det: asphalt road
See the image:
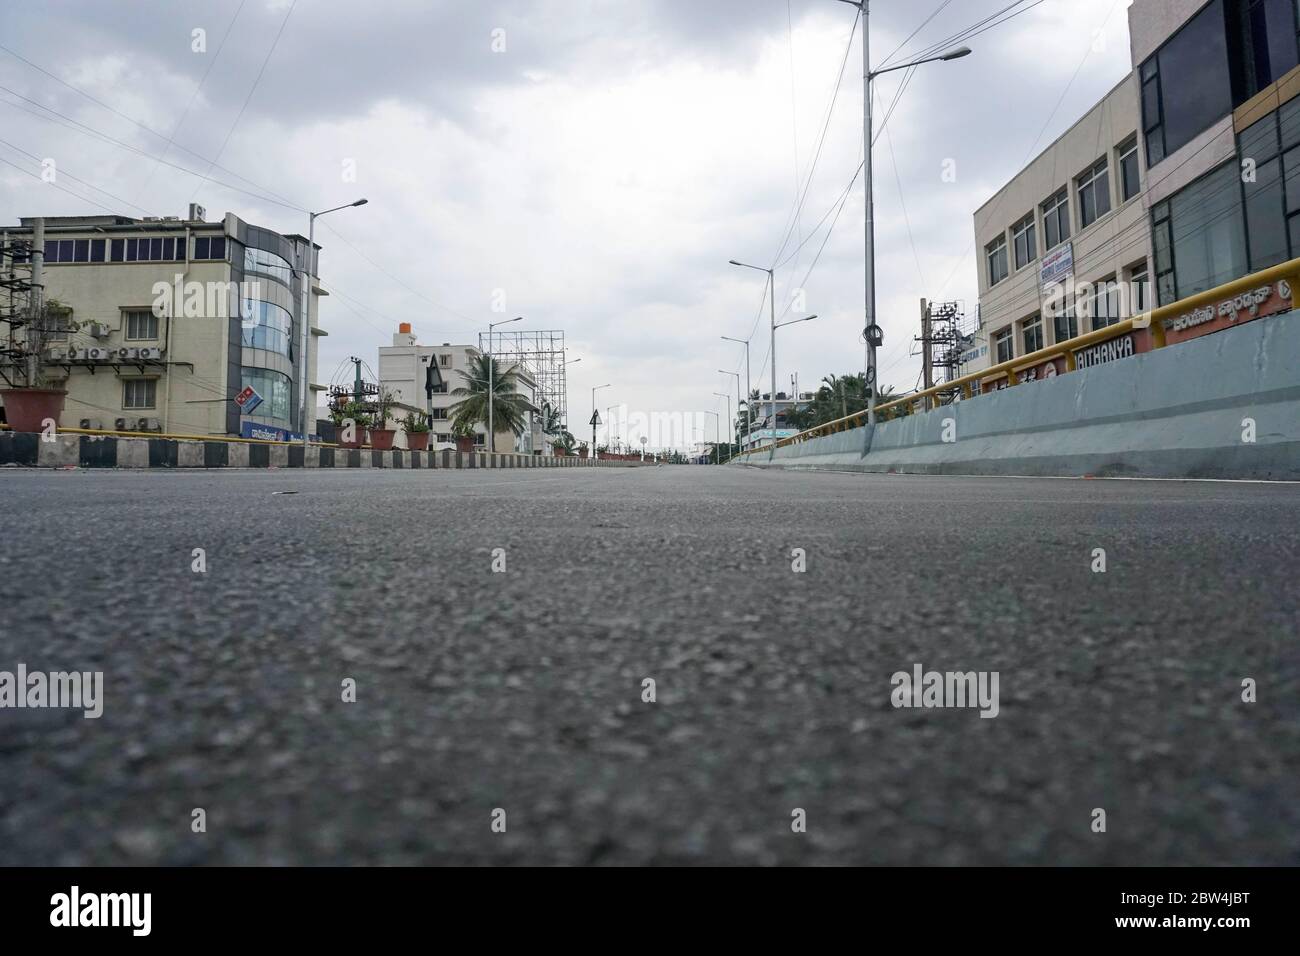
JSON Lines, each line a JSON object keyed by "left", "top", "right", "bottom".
{"left": 1, "top": 465, "right": 1297, "bottom": 865}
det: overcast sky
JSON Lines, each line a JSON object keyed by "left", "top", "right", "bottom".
{"left": 0, "top": 0, "right": 1133, "bottom": 448}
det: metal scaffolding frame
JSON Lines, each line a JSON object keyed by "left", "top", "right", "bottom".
{"left": 476, "top": 328, "right": 569, "bottom": 427}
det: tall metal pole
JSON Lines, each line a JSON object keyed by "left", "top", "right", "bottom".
{"left": 861, "top": 0, "right": 878, "bottom": 426}
{"left": 299, "top": 211, "right": 316, "bottom": 446}
{"left": 769, "top": 269, "right": 777, "bottom": 461}
{"left": 487, "top": 329, "right": 493, "bottom": 454}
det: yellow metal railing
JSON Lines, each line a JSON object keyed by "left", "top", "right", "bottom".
{"left": 733, "top": 256, "right": 1300, "bottom": 458}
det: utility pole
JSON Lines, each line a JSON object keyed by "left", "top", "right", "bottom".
{"left": 721, "top": 334, "right": 752, "bottom": 450}
{"left": 920, "top": 297, "right": 933, "bottom": 411}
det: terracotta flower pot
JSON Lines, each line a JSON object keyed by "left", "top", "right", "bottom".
{"left": 339, "top": 427, "right": 369, "bottom": 449}
{"left": 370, "top": 428, "right": 396, "bottom": 450}
{"left": 456, "top": 436, "right": 476, "bottom": 453}
{"left": 407, "top": 432, "right": 430, "bottom": 451}
{"left": 0, "top": 388, "right": 67, "bottom": 434}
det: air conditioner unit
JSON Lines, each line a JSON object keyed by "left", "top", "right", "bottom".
{"left": 87, "top": 347, "right": 113, "bottom": 361}
{"left": 79, "top": 418, "right": 102, "bottom": 430}
{"left": 114, "top": 418, "right": 129, "bottom": 431}
{"left": 85, "top": 322, "right": 109, "bottom": 339}
{"left": 44, "top": 347, "right": 66, "bottom": 361}
{"left": 134, "top": 417, "right": 161, "bottom": 432}
{"left": 146, "top": 418, "right": 161, "bottom": 432}
{"left": 136, "top": 347, "right": 164, "bottom": 361}
{"left": 118, "top": 347, "right": 140, "bottom": 360}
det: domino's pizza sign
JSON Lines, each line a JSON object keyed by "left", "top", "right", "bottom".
{"left": 235, "top": 385, "right": 263, "bottom": 415}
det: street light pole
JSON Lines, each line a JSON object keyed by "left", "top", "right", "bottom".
{"left": 836, "top": 0, "right": 970, "bottom": 427}
{"left": 299, "top": 198, "right": 366, "bottom": 449}
{"left": 487, "top": 315, "right": 522, "bottom": 455}
{"left": 717, "top": 369, "right": 740, "bottom": 450}
{"left": 713, "top": 392, "right": 731, "bottom": 461}
{"left": 704, "top": 410, "right": 719, "bottom": 465}
{"left": 721, "top": 335, "right": 751, "bottom": 451}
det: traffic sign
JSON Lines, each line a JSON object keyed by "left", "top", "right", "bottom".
{"left": 589, "top": 410, "right": 601, "bottom": 426}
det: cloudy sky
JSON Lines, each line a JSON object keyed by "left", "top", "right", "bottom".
{"left": 0, "top": 0, "right": 1133, "bottom": 448}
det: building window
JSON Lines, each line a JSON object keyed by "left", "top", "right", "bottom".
{"left": 1050, "top": 291, "right": 1078, "bottom": 344}
{"left": 1041, "top": 189, "right": 1070, "bottom": 250}
{"left": 1151, "top": 161, "right": 1248, "bottom": 305}
{"left": 1021, "top": 314, "right": 1044, "bottom": 354}
{"left": 1090, "top": 278, "right": 1122, "bottom": 329}
{"left": 430, "top": 407, "right": 448, "bottom": 420}
{"left": 1227, "top": 0, "right": 1300, "bottom": 103}
{"left": 986, "top": 234, "right": 1009, "bottom": 286}
{"left": 239, "top": 299, "right": 295, "bottom": 357}
{"left": 41, "top": 238, "right": 106, "bottom": 264}
{"left": 1140, "top": 0, "right": 1234, "bottom": 165}
{"left": 193, "top": 236, "right": 227, "bottom": 261}
{"left": 124, "top": 310, "right": 160, "bottom": 340}
{"left": 1012, "top": 214, "right": 1036, "bottom": 269}
{"left": 239, "top": 368, "right": 293, "bottom": 423}
{"left": 1077, "top": 158, "right": 1111, "bottom": 229}
{"left": 123, "top": 379, "right": 157, "bottom": 409}
{"left": 1118, "top": 139, "right": 1141, "bottom": 201}
{"left": 993, "top": 327, "right": 1013, "bottom": 364}
{"left": 1129, "top": 266, "right": 1151, "bottom": 315}
{"left": 243, "top": 246, "right": 293, "bottom": 285}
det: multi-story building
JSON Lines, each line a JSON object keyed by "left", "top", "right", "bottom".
{"left": 377, "top": 324, "right": 544, "bottom": 452}
{"left": 739, "top": 391, "right": 815, "bottom": 451}
{"left": 0, "top": 206, "right": 325, "bottom": 438}
{"left": 971, "top": 0, "right": 1300, "bottom": 382}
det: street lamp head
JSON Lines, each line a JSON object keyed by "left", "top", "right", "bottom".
{"left": 728, "top": 259, "right": 742, "bottom": 266}
{"left": 351, "top": 198, "right": 369, "bottom": 207}
{"left": 940, "top": 46, "right": 972, "bottom": 61}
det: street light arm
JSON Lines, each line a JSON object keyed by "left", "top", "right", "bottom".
{"left": 870, "top": 46, "right": 970, "bottom": 79}
{"left": 313, "top": 198, "right": 369, "bottom": 218}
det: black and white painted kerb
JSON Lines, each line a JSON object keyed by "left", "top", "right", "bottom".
{"left": 0, "top": 433, "right": 632, "bottom": 470}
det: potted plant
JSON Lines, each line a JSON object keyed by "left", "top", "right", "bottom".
{"left": 452, "top": 418, "right": 477, "bottom": 453}
{"left": 403, "top": 411, "right": 431, "bottom": 451}
{"left": 550, "top": 429, "right": 575, "bottom": 457}
{"left": 369, "top": 390, "right": 398, "bottom": 450}
{"left": 330, "top": 401, "right": 372, "bottom": 448}
{"left": 577, "top": 441, "right": 589, "bottom": 459}
{"left": 0, "top": 300, "right": 73, "bottom": 433}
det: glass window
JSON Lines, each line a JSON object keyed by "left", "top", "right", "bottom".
{"left": 1077, "top": 158, "right": 1111, "bottom": 229}
{"left": 1167, "top": 161, "right": 1248, "bottom": 300}
{"left": 986, "top": 234, "right": 1008, "bottom": 286}
{"left": 239, "top": 368, "right": 293, "bottom": 422}
{"left": 1244, "top": 154, "right": 1288, "bottom": 268}
{"left": 125, "top": 311, "right": 160, "bottom": 340}
{"left": 1042, "top": 189, "right": 1070, "bottom": 249}
{"left": 993, "top": 327, "right": 1013, "bottom": 364}
{"left": 1021, "top": 314, "right": 1044, "bottom": 354}
{"left": 126, "top": 238, "right": 138, "bottom": 262}
{"left": 1119, "top": 140, "right": 1141, "bottom": 201}
{"left": 1051, "top": 293, "right": 1078, "bottom": 344}
{"left": 1130, "top": 266, "right": 1151, "bottom": 315}
{"left": 1227, "top": 0, "right": 1299, "bottom": 102}
{"left": 243, "top": 246, "right": 293, "bottom": 285}
{"left": 194, "top": 237, "right": 209, "bottom": 260}
{"left": 1147, "top": 0, "right": 1233, "bottom": 160}
{"left": 58, "top": 239, "right": 74, "bottom": 262}
{"left": 123, "top": 379, "right": 157, "bottom": 409}
{"left": 150, "top": 238, "right": 163, "bottom": 260}
{"left": 1091, "top": 278, "right": 1122, "bottom": 329}
{"left": 110, "top": 239, "right": 124, "bottom": 262}
{"left": 1012, "top": 214, "right": 1036, "bottom": 269}
{"left": 239, "top": 299, "right": 295, "bottom": 357}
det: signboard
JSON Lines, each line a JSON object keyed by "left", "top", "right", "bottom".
{"left": 235, "top": 385, "right": 263, "bottom": 414}
{"left": 1161, "top": 279, "right": 1292, "bottom": 345}
{"left": 1073, "top": 330, "right": 1153, "bottom": 370}
{"left": 239, "top": 422, "right": 319, "bottom": 443}
{"left": 1040, "top": 242, "right": 1074, "bottom": 288}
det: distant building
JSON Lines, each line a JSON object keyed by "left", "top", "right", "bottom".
{"left": 0, "top": 207, "right": 325, "bottom": 438}
{"left": 740, "top": 391, "right": 814, "bottom": 451}
{"left": 377, "top": 324, "right": 543, "bottom": 452}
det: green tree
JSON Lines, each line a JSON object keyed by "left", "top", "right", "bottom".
{"left": 448, "top": 353, "right": 530, "bottom": 452}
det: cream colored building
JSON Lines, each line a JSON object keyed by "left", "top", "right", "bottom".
{"left": 970, "top": 76, "right": 1152, "bottom": 378}
{"left": 377, "top": 325, "right": 544, "bottom": 453}
{"left": 0, "top": 208, "right": 325, "bottom": 437}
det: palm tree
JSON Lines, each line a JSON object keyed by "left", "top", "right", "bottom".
{"left": 448, "top": 352, "right": 530, "bottom": 452}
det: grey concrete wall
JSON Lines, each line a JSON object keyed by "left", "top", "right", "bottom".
{"left": 738, "top": 313, "right": 1300, "bottom": 480}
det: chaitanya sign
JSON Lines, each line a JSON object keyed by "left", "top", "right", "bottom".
{"left": 1161, "top": 279, "right": 1292, "bottom": 345}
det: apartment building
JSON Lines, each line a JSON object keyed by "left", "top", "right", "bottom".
{"left": 377, "top": 324, "right": 544, "bottom": 452}
{"left": 970, "top": 0, "right": 1300, "bottom": 382}
{"left": 0, "top": 207, "right": 325, "bottom": 438}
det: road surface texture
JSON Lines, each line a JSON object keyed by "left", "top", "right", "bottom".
{"left": 1, "top": 465, "right": 1297, "bottom": 865}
